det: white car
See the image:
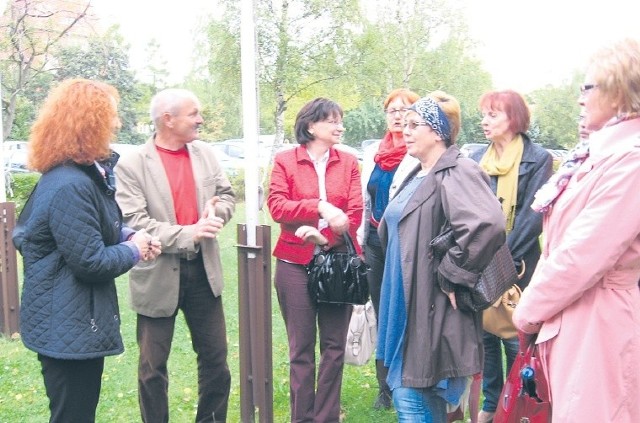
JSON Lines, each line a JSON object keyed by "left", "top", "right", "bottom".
{"left": 3, "top": 141, "right": 29, "bottom": 173}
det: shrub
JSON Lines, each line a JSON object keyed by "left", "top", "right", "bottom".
{"left": 8, "top": 172, "right": 40, "bottom": 215}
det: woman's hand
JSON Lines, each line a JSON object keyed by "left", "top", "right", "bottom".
{"left": 144, "top": 236, "right": 162, "bottom": 261}
{"left": 443, "top": 290, "right": 458, "bottom": 310}
{"left": 295, "top": 225, "right": 329, "bottom": 246}
{"left": 318, "top": 200, "right": 349, "bottom": 234}
{"left": 437, "top": 272, "right": 458, "bottom": 310}
{"left": 131, "top": 229, "right": 162, "bottom": 261}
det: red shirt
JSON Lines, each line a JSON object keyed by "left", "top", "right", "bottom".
{"left": 156, "top": 145, "right": 199, "bottom": 225}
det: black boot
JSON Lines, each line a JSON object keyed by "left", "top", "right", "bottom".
{"left": 373, "top": 359, "right": 393, "bottom": 410}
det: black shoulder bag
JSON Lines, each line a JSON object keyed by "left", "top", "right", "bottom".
{"left": 429, "top": 170, "right": 518, "bottom": 312}
{"left": 307, "top": 232, "right": 370, "bottom": 305}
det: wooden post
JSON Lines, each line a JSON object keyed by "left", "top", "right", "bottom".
{"left": 237, "top": 224, "right": 273, "bottom": 422}
{"left": 0, "top": 202, "right": 20, "bottom": 337}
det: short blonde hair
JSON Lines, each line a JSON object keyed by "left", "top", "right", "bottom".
{"left": 588, "top": 38, "right": 640, "bottom": 114}
{"left": 429, "top": 90, "right": 461, "bottom": 144}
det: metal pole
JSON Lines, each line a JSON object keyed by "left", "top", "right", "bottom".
{"left": 238, "top": 1, "right": 274, "bottom": 422}
{"left": 1, "top": 75, "right": 7, "bottom": 202}
{"left": 240, "top": 0, "right": 259, "bottom": 247}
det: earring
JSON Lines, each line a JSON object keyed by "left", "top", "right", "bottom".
{"left": 309, "top": 130, "right": 314, "bottom": 135}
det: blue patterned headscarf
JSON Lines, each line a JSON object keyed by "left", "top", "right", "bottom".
{"left": 409, "top": 97, "right": 451, "bottom": 142}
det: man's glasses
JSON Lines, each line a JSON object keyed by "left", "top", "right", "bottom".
{"left": 579, "top": 84, "right": 598, "bottom": 95}
{"left": 403, "top": 121, "right": 430, "bottom": 130}
{"left": 385, "top": 107, "right": 408, "bottom": 116}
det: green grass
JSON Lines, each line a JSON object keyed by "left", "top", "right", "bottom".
{"left": 0, "top": 204, "right": 397, "bottom": 423}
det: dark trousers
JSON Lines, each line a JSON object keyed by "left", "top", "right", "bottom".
{"left": 480, "top": 331, "right": 518, "bottom": 412}
{"left": 38, "top": 354, "right": 104, "bottom": 423}
{"left": 137, "top": 255, "right": 230, "bottom": 423}
{"left": 365, "top": 240, "right": 391, "bottom": 397}
{"left": 275, "top": 260, "right": 352, "bottom": 423}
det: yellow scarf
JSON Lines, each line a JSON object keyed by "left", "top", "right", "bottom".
{"left": 479, "top": 134, "right": 524, "bottom": 233}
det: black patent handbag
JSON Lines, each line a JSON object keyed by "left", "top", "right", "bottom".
{"left": 307, "top": 232, "right": 370, "bottom": 305}
{"left": 429, "top": 225, "right": 518, "bottom": 312}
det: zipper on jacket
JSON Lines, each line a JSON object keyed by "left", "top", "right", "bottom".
{"left": 89, "top": 286, "right": 98, "bottom": 332}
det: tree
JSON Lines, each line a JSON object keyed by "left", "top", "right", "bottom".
{"left": 55, "top": 27, "right": 145, "bottom": 144}
{"left": 192, "top": 0, "right": 363, "bottom": 145}
{"left": 139, "top": 39, "right": 170, "bottom": 90}
{"left": 529, "top": 77, "right": 582, "bottom": 149}
{"left": 342, "top": 99, "right": 387, "bottom": 145}
{"left": 0, "top": 0, "right": 91, "bottom": 138}
{"left": 345, "top": 0, "right": 492, "bottom": 144}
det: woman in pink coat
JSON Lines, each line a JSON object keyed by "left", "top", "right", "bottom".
{"left": 513, "top": 38, "right": 640, "bottom": 422}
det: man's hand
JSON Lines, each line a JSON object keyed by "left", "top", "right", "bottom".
{"left": 202, "top": 196, "right": 220, "bottom": 219}
{"left": 193, "top": 196, "right": 224, "bottom": 243}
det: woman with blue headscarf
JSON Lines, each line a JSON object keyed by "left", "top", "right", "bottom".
{"left": 376, "top": 91, "right": 505, "bottom": 422}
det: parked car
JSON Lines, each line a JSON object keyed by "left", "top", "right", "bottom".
{"left": 460, "top": 142, "right": 488, "bottom": 157}
{"left": 210, "top": 146, "right": 244, "bottom": 177}
{"left": 3, "top": 140, "right": 28, "bottom": 154}
{"left": 334, "top": 143, "right": 362, "bottom": 161}
{"left": 361, "top": 139, "right": 381, "bottom": 151}
{"left": 3, "top": 141, "right": 29, "bottom": 173}
{"left": 5, "top": 149, "right": 29, "bottom": 173}
{"left": 110, "top": 143, "right": 140, "bottom": 158}
{"left": 212, "top": 139, "right": 274, "bottom": 168}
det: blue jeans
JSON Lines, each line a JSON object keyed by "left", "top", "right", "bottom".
{"left": 393, "top": 387, "right": 447, "bottom": 423}
{"left": 481, "top": 331, "right": 519, "bottom": 412}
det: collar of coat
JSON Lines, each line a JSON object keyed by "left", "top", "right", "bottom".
{"left": 394, "top": 145, "right": 462, "bottom": 219}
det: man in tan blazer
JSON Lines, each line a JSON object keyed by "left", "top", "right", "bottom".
{"left": 115, "top": 88, "right": 235, "bottom": 423}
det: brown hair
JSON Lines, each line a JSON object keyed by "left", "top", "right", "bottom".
{"left": 28, "top": 79, "right": 120, "bottom": 172}
{"left": 478, "top": 90, "right": 530, "bottom": 134}
{"left": 294, "top": 98, "right": 343, "bottom": 145}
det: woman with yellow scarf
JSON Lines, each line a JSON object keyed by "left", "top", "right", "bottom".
{"left": 469, "top": 90, "right": 553, "bottom": 423}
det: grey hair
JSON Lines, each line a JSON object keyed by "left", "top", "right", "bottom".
{"left": 149, "top": 88, "right": 200, "bottom": 127}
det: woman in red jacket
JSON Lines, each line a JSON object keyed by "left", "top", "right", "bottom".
{"left": 267, "top": 97, "right": 363, "bottom": 423}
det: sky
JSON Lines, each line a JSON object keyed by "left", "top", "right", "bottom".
{"left": 10, "top": 0, "right": 640, "bottom": 93}
{"left": 462, "top": 0, "right": 640, "bottom": 92}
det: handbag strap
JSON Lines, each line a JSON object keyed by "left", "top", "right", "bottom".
{"left": 342, "top": 231, "right": 358, "bottom": 256}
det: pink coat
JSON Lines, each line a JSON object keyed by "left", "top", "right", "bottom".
{"left": 513, "top": 118, "right": 640, "bottom": 423}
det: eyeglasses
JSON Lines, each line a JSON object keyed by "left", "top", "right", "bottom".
{"left": 579, "top": 84, "right": 598, "bottom": 95}
{"left": 324, "top": 119, "right": 344, "bottom": 127}
{"left": 385, "top": 107, "right": 409, "bottom": 115}
{"left": 403, "top": 121, "right": 430, "bottom": 130}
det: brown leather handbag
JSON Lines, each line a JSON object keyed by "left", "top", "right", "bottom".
{"left": 482, "top": 284, "right": 522, "bottom": 339}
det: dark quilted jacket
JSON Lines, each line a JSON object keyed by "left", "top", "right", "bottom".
{"left": 19, "top": 160, "right": 137, "bottom": 359}
{"left": 470, "top": 134, "right": 553, "bottom": 288}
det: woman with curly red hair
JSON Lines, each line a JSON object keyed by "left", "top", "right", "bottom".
{"left": 17, "top": 79, "right": 160, "bottom": 422}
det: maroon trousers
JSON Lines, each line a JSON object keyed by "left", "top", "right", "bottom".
{"left": 275, "top": 260, "right": 351, "bottom": 423}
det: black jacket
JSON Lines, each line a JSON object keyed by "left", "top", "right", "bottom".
{"left": 19, "top": 158, "right": 137, "bottom": 359}
{"left": 471, "top": 135, "right": 553, "bottom": 287}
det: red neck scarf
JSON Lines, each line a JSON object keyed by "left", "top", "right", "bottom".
{"left": 374, "top": 132, "right": 407, "bottom": 171}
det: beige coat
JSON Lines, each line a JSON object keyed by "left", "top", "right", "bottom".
{"left": 115, "top": 139, "right": 235, "bottom": 317}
